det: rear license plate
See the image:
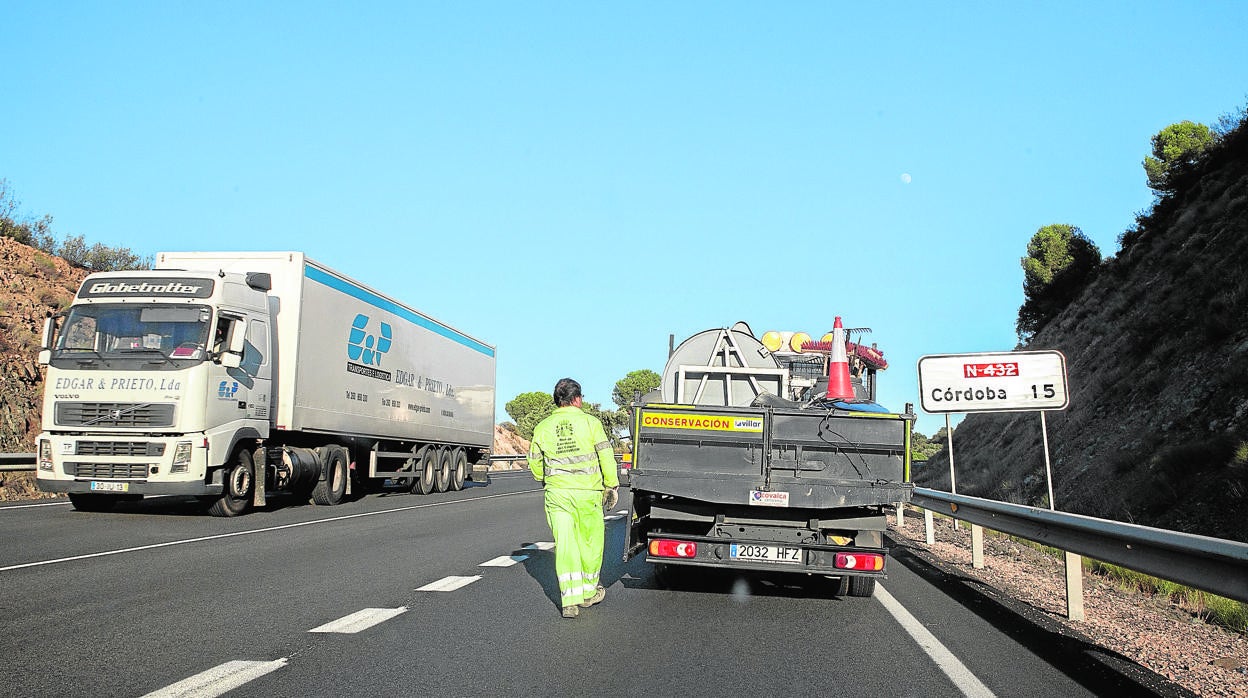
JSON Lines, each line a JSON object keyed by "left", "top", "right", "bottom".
{"left": 90, "top": 481, "right": 129, "bottom": 493}
{"left": 729, "top": 543, "right": 802, "bottom": 564}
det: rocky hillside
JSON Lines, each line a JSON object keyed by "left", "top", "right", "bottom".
{"left": 0, "top": 237, "right": 88, "bottom": 450}
{"left": 493, "top": 424, "right": 530, "bottom": 455}
{"left": 917, "top": 123, "right": 1248, "bottom": 542}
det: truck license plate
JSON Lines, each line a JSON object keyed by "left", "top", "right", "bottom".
{"left": 730, "top": 544, "right": 801, "bottom": 564}
{"left": 90, "top": 481, "right": 129, "bottom": 493}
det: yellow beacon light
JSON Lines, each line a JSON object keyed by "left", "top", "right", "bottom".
{"left": 761, "top": 331, "right": 785, "bottom": 352}
{"left": 789, "top": 332, "right": 811, "bottom": 353}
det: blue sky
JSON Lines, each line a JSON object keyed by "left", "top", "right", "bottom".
{"left": 4, "top": 2, "right": 1246, "bottom": 435}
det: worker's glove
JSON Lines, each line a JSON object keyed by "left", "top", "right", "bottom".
{"left": 603, "top": 487, "right": 619, "bottom": 510}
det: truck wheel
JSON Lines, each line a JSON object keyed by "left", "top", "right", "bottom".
{"left": 412, "top": 446, "right": 436, "bottom": 495}
{"left": 449, "top": 448, "right": 466, "bottom": 491}
{"left": 69, "top": 493, "right": 119, "bottom": 512}
{"left": 208, "top": 449, "right": 254, "bottom": 517}
{"left": 312, "top": 445, "right": 349, "bottom": 505}
{"left": 847, "top": 576, "right": 876, "bottom": 598}
{"left": 433, "top": 447, "right": 452, "bottom": 492}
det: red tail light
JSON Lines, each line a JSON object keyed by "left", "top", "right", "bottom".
{"left": 834, "top": 552, "right": 884, "bottom": 571}
{"left": 649, "top": 539, "right": 697, "bottom": 558}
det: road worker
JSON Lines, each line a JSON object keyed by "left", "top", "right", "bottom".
{"left": 528, "top": 377, "right": 620, "bottom": 619}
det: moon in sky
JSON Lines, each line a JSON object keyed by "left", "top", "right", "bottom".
{"left": 900, "top": 173, "right": 912, "bottom": 184}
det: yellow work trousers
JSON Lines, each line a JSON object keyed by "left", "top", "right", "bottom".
{"left": 543, "top": 487, "right": 604, "bottom": 608}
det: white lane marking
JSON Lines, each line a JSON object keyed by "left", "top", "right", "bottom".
{"left": 480, "top": 554, "right": 528, "bottom": 567}
{"left": 0, "top": 500, "right": 70, "bottom": 511}
{"left": 875, "top": 585, "right": 996, "bottom": 697}
{"left": 522, "top": 541, "right": 555, "bottom": 551}
{"left": 417, "top": 575, "right": 482, "bottom": 592}
{"left": 141, "top": 658, "right": 288, "bottom": 698}
{"left": 0, "top": 487, "right": 542, "bottom": 573}
{"left": 308, "top": 607, "right": 407, "bottom": 634}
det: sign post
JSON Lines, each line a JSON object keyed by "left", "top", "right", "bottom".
{"left": 917, "top": 349, "right": 1079, "bottom": 618}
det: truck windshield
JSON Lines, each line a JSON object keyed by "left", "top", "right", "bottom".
{"left": 53, "top": 304, "right": 214, "bottom": 366}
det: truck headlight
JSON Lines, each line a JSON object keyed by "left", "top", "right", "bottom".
{"left": 172, "top": 441, "right": 193, "bottom": 473}
{"left": 38, "top": 439, "right": 53, "bottom": 471}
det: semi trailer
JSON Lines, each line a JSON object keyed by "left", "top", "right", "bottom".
{"left": 35, "top": 251, "right": 495, "bottom": 516}
{"left": 624, "top": 320, "right": 913, "bottom": 596}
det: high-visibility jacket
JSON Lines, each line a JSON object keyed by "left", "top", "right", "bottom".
{"left": 528, "top": 406, "right": 620, "bottom": 491}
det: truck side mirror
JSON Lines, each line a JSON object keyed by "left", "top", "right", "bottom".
{"left": 37, "top": 317, "right": 55, "bottom": 366}
{"left": 214, "top": 317, "right": 247, "bottom": 368}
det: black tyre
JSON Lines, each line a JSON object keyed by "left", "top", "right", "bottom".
{"left": 412, "top": 446, "right": 435, "bottom": 495}
{"left": 69, "top": 493, "right": 120, "bottom": 512}
{"left": 449, "top": 448, "right": 467, "bottom": 491}
{"left": 312, "top": 445, "right": 349, "bottom": 505}
{"left": 208, "top": 449, "right": 254, "bottom": 517}
{"left": 653, "top": 562, "right": 693, "bottom": 589}
{"left": 433, "top": 447, "right": 451, "bottom": 493}
{"left": 848, "top": 575, "right": 876, "bottom": 598}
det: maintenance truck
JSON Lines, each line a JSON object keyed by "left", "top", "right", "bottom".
{"left": 35, "top": 251, "right": 495, "bottom": 516}
{"left": 623, "top": 321, "right": 913, "bottom": 596}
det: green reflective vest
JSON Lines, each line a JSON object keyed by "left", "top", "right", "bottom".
{"left": 528, "top": 406, "right": 620, "bottom": 491}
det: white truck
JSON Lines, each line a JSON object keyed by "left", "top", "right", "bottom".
{"left": 35, "top": 251, "right": 496, "bottom": 516}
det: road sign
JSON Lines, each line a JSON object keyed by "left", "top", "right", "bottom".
{"left": 917, "top": 350, "right": 1069, "bottom": 414}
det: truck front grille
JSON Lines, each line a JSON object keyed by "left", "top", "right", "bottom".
{"left": 67, "top": 462, "right": 150, "bottom": 479}
{"left": 55, "top": 402, "right": 176, "bottom": 428}
{"left": 75, "top": 441, "right": 165, "bottom": 457}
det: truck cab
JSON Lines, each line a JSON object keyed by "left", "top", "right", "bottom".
{"left": 35, "top": 271, "right": 273, "bottom": 511}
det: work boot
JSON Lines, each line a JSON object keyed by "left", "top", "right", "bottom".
{"left": 579, "top": 585, "right": 606, "bottom": 608}
{"left": 561, "top": 605, "right": 579, "bottom": 619}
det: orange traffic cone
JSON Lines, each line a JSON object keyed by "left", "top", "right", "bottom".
{"left": 825, "top": 316, "right": 855, "bottom": 400}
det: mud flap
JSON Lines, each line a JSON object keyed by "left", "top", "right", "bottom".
{"left": 469, "top": 463, "right": 491, "bottom": 485}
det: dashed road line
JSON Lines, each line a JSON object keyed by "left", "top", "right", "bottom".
{"left": 522, "top": 541, "right": 555, "bottom": 551}
{"left": 308, "top": 607, "right": 408, "bottom": 634}
{"left": 875, "top": 585, "right": 996, "bottom": 697}
{"left": 142, "top": 659, "right": 288, "bottom": 698}
{"left": 417, "top": 575, "right": 482, "bottom": 592}
{"left": 480, "top": 554, "right": 529, "bottom": 567}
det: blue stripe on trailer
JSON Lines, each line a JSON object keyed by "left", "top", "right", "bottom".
{"left": 304, "top": 264, "right": 495, "bottom": 358}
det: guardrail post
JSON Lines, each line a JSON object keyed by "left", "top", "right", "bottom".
{"left": 1065, "top": 552, "right": 1085, "bottom": 621}
{"left": 971, "top": 524, "right": 984, "bottom": 569}
{"left": 896, "top": 502, "right": 905, "bottom": 528}
{"left": 924, "top": 509, "right": 935, "bottom": 546}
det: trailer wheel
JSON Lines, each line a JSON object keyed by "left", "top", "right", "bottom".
{"left": 449, "top": 448, "right": 466, "bottom": 491}
{"left": 412, "top": 446, "right": 436, "bottom": 495}
{"left": 69, "top": 493, "right": 120, "bottom": 512}
{"left": 433, "top": 447, "right": 451, "bottom": 493}
{"left": 312, "top": 445, "right": 348, "bottom": 505}
{"left": 208, "top": 449, "right": 255, "bottom": 517}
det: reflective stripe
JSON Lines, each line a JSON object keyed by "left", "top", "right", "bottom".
{"left": 557, "top": 572, "right": 585, "bottom": 583}
{"left": 561, "top": 584, "right": 591, "bottom": 599}
{"left": 547, "top": 452, "right": 596, "bottom": 466}
{"left": 546, "top": 465, "right": 600, "bottom": 477}
{"left": 594, "top": 441, "right": 611, "bottom": 451}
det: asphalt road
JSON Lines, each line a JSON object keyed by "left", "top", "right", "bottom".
{"left": 0, "top": 472, "right": 1186, "bottom": 697}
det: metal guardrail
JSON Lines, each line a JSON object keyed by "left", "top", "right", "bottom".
{"left": 910, "top": 487, "right": 1248, "bottom": 604}
{"left": 1, "top": 453, "right": 36, "bottom": 472}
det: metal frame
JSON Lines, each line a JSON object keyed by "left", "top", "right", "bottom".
{"left": 911, "top": 487, "right": 1248, "bottom": 603}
